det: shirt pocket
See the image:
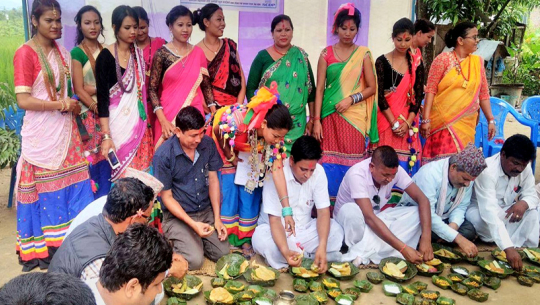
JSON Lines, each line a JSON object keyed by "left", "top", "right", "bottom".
{"left": 204, "top": 164, "right": 209, "bottom": 186}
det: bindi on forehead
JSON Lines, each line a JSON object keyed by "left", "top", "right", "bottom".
{"left": 343, "top": 20, "right": 355, "bottom": 28}
{"left": 397, "top": 33, "right": 412, "bottom": 39}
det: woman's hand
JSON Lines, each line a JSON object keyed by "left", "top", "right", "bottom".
{"left": 420, "top": 122, "right": 431, "bottom": 138}
{"left": 209, "top": 105, "right": 217, "bottom": 115}
{"left": 305, "top": 121, "right": 313, "bottom": 136}
{"left": 335, "top": 97, "right": 353, "bottom": 113}
{"left": 100, "top": 139, "right": 116, "bottom": 159}
{"left": 393, "top": 122, "right": 408, "bottom": 137}
{"left": 312, "top": 121, "right": 323, "bottom": 141}
{"left": 284, "top": 215, "right": 296, "bottom": 237}
{"left": 65, "top": 98, "right": 82, "bottom": 115}
{"left": 488, "top": 122, "right": 496, "bottom": 141}
{"left": 159, "top": 119, "right": 176, "bottom": 140}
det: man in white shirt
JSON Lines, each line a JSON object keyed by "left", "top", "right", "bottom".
{"left": 252, "top": 136, "right": 344, "bottom": 271}
{"left": 86, "top": 224, "right": 172, "bottom": 305}
{"left": 334, "top": 146, "right": 433, "bottom": 266}
{"left": 466, "top": 134, "right": 539, "bottom": 270}
{"left": 400, "top": 144, "right": 486, "bottom": 258}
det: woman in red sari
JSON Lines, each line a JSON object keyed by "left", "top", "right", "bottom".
{"left": 132, "top": 6, "right": 166, "bottom": 128}
{"left": 14, "top": 0, "right": 93, "bottom": 270}
{"left": 149, "top": 5, "right": 215, "bottom": 149}
{"left": 375, "top": 18, "right": 424, "bottom": 175}
{"left": 194, "top": 3, "right": 245, "bottom": 107}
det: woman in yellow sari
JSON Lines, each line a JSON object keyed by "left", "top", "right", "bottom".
{"left": 421, "top": 22, "right": 495, "bottom": 163}
{"left": 312, "top": 3, "right": 378, "bottom": 201}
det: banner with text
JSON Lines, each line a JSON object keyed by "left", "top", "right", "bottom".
{"left": 182, "top": 0, "right": 280, "bottom": 13}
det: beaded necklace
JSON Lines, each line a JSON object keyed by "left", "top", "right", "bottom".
{"left": 114, "top": 43, "right": 135, "bottom": 93}
{"left": 81, "top": 40, "right": 102, "bottom": 77}
{"left": 32, "top": 38, "right": 70, "bottom": 100}
{"left": 453, "top": 51, "right": 471, "bottom": 88}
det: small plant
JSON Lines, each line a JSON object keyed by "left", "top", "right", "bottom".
{"left": 0, "top": 82, "right": 17, "bottom": 120}
{"left": 0, "top": 127, "right": 20, "bottom": 169}
{"left": 503, "top": 28, "right": 540, "bottom": 96}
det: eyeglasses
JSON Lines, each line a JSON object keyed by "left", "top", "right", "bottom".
{"left": 372, "top": 195, "right": 381, "bottom": 210}
{"left": 464, "top": 35, "right": 479, "bottom": 41}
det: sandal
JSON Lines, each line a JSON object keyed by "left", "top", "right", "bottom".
{"left": 241, "top": 243, "right": 256, "bottom": 260}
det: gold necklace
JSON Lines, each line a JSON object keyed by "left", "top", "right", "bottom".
{"left": 171, "top": 42, "right": 192, "bottom": 67}
{"left": 203, "top": 38, "right": 220, "bottom": 55}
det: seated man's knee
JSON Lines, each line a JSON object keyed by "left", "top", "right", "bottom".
{"left": 189, "top": 254, "right": 205, "bottom": 270}
{"left": 458, "top": 220, "right": 477, "bottom": 241}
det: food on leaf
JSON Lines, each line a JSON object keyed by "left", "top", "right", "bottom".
{"left": 435, "top": 296, "right": 455, "bottom": 305}
{"left": 327, "top": 288, "right": 343, "bottom": 299}
{"left": 366, "top": 272, "right": 385, "bottom": 284}
{"left": 382, "top": 261, "right": 408, "bottom": 279}
{"left": 310, "top": 291, "right": 329, "bottom": 304}
{"left": 411, "top": 281, "right": 428, "bottom": 292}
{"left": 328, "top": 262, "right": 352, "bottom": 277}
{"left": 447, "top": 273, "right": 464, "bottom": 283}
{"left": 234, "top": 291, "right": 255, "bottom": 302}
{"left": 353, "top": 279, "right": 373, "bottom": 293}
{"left": 322, "top": 277, "right": 340, "bottom": 289}
{"left": 343, "top": 287, "right": 361, "bottom": 300}
{"left": 469, "top": 271, "right": 485, "bottom": 283}
{"left": 223, "top": 280, "right": 245, "bottom": 293}
{"left": 253, "top": 265, "right": 276, "bottom": 281}
{"left": 431, "top": 275, "right": 452, "bottom": 289}
{"left": 396, "top": 293, "right": 415, "bottom": 305}
{"left": 419, "top": 290, "right": 440, "bottom": 301}
{"left": 467, "top": 288, "right": 489, "bottom": 302}
{"left": 211, "top": 278, "right": 226, "bottom": 288}
{"left": 462, "top": 278, "right": 482, "bottom": 289}
{"left": 518, "top": 275, "right": 534, "bottom": 287}
{"left": 524, "top": 248, "right": 540, "bottom": 262}
{"left": 208, "top": 287, "right": 234, "bottom": 304}
{"left": 382, "top": 280, "right": 403, "bottom": 297}
{"left": 425, "top": 259, "right": 442, "bottom": 266}
{"left": 484, "top": 261, "right": 505, "bottom": 274}
{"left": 483, "top": 276, "right": 502, "bottom": 290}
{"left": 450, "top": 283, "right": 468, "bottom": 295}
{"left": 334, "top": 294, "right": 354, "bottom": 305}
{"left": 416, "top": 263, "right": 438, "bottom": 274}
{"left": 402, "top": 285, "right": 419, "bottom": 295}
{"left": 293, "top": 279, "right": 308, "bottom": 293}
{"left": 433, "top": 249, "right": 459, "bottom": 259}
{"left": 309, "top": 281, "right": 324, "bottom": 292}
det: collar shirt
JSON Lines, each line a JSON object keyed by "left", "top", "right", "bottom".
{"left": 259, "top": 161, "right": 330, "bottom": 229}
{"left": 334, "top": 158, "right": 413, "bottom": 217}
{"left": 471, "top": 153, "right": 538, "bottom": 249}
{"left": 153, "top": 134, "right": 223, "bottom": 213}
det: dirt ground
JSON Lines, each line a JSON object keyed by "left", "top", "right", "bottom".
{"left": 1, "top": 119, "right": 540, "bottom": 304}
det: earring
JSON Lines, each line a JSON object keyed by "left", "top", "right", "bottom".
{"left": 169, "top": 31, "right": 173, "bottom": 40}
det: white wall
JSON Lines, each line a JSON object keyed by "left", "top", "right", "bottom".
{"left": 368, "top": 0, "right": 413, "bottom": 58}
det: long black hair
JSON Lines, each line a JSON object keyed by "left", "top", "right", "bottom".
{"left": 265, "top": 104, "right": 293, "bottom": 131}
{"left": 193, "top": 3, "right": 221, "bottom": 31}
{"left": 444, "top": 21, "right": 477, "bottom": 48}
{"left": 392, "top": 18, "right": 414, "bottom": 74}
{"left": 414, "top": 19, "right": 435, "bottom": 35}
{"left": 332, "top": 7, "right": 361, "bottom": 34}
{"left": 132, "top": 6, "right": 149, "bottom": 24}
{"left": 111, "top": 5, "right": 139, "bottom": 39}
{"left": 74, "top": 5, "right": 104, "bottom": 45}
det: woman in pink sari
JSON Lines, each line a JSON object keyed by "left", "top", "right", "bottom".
{"left": 375, "top": 18, "right": 424, "bottom": 175}
{"left": 14, "top": 0, "right": 93, "bottom": 270}
{"left": 132, "top": 6, "right": 166, "bottom": 128}
{"left": 96, "top": 5, "right": 153, "bottom": 181}
{"left": 149, "top": 5, "right": 215, "bottom": 149}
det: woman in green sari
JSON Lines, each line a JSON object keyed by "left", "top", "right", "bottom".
{"left": 246, "top": 14, "right": 315, "bottom": 152}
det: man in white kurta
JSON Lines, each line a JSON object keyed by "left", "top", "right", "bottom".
{"left": 334, "top": 146, "right": 433, "bottom": 266}
{"left": 252, "top": 136, "right": 344, "bottom": 270}
{"left": 400, "top": 144, "right": 486, "bottom": 258}
{"left": 466, "top": 134, "right": 539, "bottom": 270}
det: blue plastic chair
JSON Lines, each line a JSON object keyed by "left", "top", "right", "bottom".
{"left": 3, "top": 107, "right": 25, "bottom": 208}
{"left": 520, "top": 96, "right": 540, "bottom": 146}
{"left": 477, "top": 97, "right": 538, "bottom": 172}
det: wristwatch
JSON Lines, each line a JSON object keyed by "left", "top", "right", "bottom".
{"left": 391, "top": 121, "right": 400, "bottom": 131}
{"left": 488, "top": 120, "right": 496, "bottom": 125}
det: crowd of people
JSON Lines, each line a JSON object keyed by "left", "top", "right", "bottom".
{"left": 5, "top": 0, "right": 540, "bottom": 303}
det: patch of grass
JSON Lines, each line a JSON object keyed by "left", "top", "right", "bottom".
{"left": 0, "top": 36, "right": 24, "bottom": 89}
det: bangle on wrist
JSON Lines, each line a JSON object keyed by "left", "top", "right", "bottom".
{"left": 399, "top": 244, "right": 407, "bottom": 254}
{"left": 312, "top": 116, "right": 320, "bottom": 121}
{"left": 282, "top": 206, "right": 293, "bottom": 217}
{"left": 227, "top": 154, "right": 236, "bottom": 162}
{"left": 279, "top": 195, "right": 289, "bottom": 203}
{"left": 420, "top": 118, "right": 431, "bottom": 124}
{"left": 207, "top": 102, "right": 217, "bottom": 108}
{"left": 153, "top": 106, "right": 164, "bottom": 114}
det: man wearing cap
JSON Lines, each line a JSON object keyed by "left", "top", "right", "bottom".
{"left": 466, "top": 134, "right": 539, "bottom": 271}
{"left": 400, "top": 144, "right": 486, "bottom": 258}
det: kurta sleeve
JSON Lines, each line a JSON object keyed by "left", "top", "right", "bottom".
{"left": 148, "top": 48, "right": 165, "bottom": 109}
{"left": 409, "top": 61, "right": 424, "bottom": 114}
{"left": 375, "top": 56, "right": 389, "bottom": 111}
{"left": 14, "top": 45, "right": 39, "bottom": 94}
{"left": 96, "top": 49, "right": 116, "bottom": 118}
{"left": 473, "top": 171, "right": 514, "bottom": 250}
{"left": 425, "top": 53, "right": 448, "bottom": 95}
{"left": 519, "top": 165, "right": 539, "bottom": 210}
{"left": 262, "top": 171, "right": 281, "bottom": 217}
{"left": 246, "top": 51, "right": 266, "bottom": 100}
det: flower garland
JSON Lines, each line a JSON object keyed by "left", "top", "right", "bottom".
{"left": 218, "top": 104, "right": 247, "bottom": 152}
{"left": 406, "top": 121, "right": 420, "bottom": 174}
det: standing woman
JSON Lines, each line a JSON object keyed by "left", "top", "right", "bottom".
{"left": 13, "top": 0, "right": 93, "bottom": 270}
{"left": 411, "top": 19, "right": 435, "bottom": 53}
{"left": 246, "top": 15, "right": 315, "bottom": 152}
{"left": 421, "top": 22, "right": 495, "bottom": 164}
{"left": 312, "top": 3, "right": 378, "bottom": 200}
{"left": 132, "top": 6, "right": 166, "bottom": 128}
{"left": 148, "top": 5, "right": 215, "bottom": 149}
{"left": 71, "top": 5, "right": 111, "bottom": 198}
{"left": 375, "top": 18, "right": 424, "bottom": 175}
{"left": 195, "top": 3, "right": 245, "bottom": 107}
{"left": 96, "top": 5, "right": 154, "bottom": 181}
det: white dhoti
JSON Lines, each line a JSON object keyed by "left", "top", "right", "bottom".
{"left": 252, "top": 219, "right": 344, "bottom": 269}
{"left": 466, "top": 205, "right": 539, "bottom": 248}
{"left": 336, "top": 203, "right": 422, "bottom": 264}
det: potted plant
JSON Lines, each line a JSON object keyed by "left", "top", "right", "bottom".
{"left": 0, "top": 82, "right": 20, "bottom": 169}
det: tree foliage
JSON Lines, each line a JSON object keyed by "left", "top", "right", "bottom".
{"left": 423, "top": 0, "right": 540, "bottom": 37}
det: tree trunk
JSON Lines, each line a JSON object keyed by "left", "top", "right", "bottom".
{"left": 416, "top": 0, "right": 434, "bottom": 83}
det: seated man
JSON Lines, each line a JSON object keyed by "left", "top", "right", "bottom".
{"left": 86, "top": 223, "right": 173, "bottom": 305}
{"left": 466, "top": 134, "right": 539, "bottom": 270}
{"left": 50, "top": 177, "right": 187, "bottom": 285}
{"left": 154, "top": 106, "right": 229, "bottom": 270}
{"left": 334, "top": 146, "right": 433, "bottom": 265}
{"left": 400, "top": 144, "right": 486, "bottom": 258}
{"left": 252, "top": 136, "right": 344, "bottom": 271}
{"left": 0, "top": 272, "right": 95, "bottom": 305}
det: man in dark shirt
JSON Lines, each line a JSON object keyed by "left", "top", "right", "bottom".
{"left": 154, "top": 106, "right": 228, "bottom": 270}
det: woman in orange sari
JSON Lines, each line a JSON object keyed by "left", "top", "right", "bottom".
{"left": 376, "top": 18, "right": 424, "bottom": 175}
{"left": 194, "top": 3, "right": 245, "bottom": 107}
{"left": 421, "top": 22, "right": 495, "bottom": 163}
{"left": 149, "top": 5, "right": 215, "bottom": 149}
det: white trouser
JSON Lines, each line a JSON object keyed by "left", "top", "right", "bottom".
{"left": 336, "top": 203, "right": 422, "bottom": 264}
{"left": 252, "top": 218, "right": 344, "bottom": 269}
{"left": 466, "top": 205, "right": 539, "bottom": 248}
